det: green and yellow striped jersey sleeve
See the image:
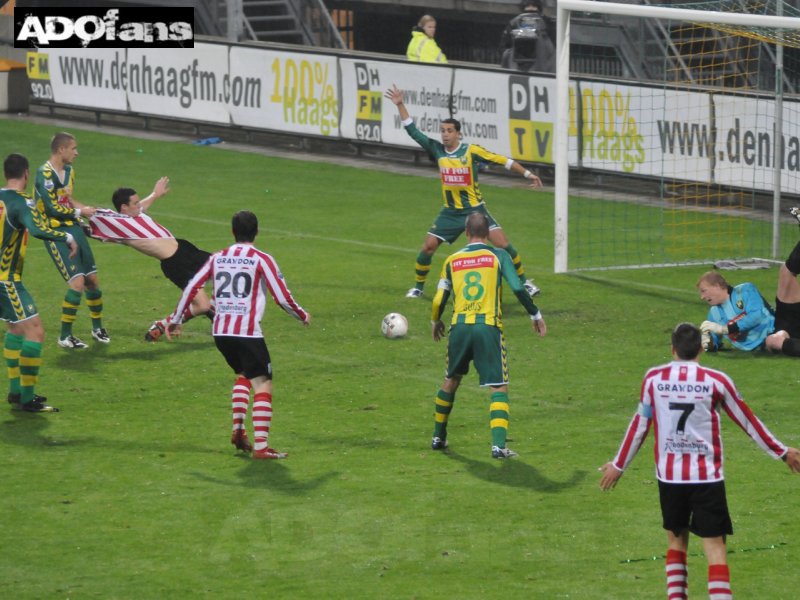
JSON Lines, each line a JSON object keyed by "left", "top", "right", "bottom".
{"left": 0, "top": 188, "right": 68, "bottom": 281}
{"left": 34, "top": 162, "right": 78, "bottom": 228}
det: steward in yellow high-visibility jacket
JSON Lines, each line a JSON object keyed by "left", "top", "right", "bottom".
{"left": 406, "top": 16, "right": 447, "bottom": 64}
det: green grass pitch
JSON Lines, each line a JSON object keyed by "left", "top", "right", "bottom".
{"left": 1, "top": 118, "right": 799, "bottom": 599}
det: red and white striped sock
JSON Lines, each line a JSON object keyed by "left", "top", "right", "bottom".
{"left": 181, "top": 305, "right": 196, "bottom": 323}
{"left": 708, "top": 564, "right": 732, "bottom": 600}
{"left": 665, "top": 549, "right": 688, "bottom": 600}
{"left": 231, "top": 376, "right": 251, "bottom": 434}
{"left": 252, "top": 392, "right": 273, "bottom": 451}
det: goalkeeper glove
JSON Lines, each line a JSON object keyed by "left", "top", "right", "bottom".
{"left": 701, "top": 320, "right": 728, "bottom": 336}
{"left": 701, "top": 330, "right": 713, "bottom": 352}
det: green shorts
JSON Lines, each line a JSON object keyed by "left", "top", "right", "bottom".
{"left": 445, "top": 323, "right": 509, "bottom": 386}
{"left": 0, "top": 280, "right": 38, "bottom": 323}
{"left": 428, "top": 205, "right": 500, "bottom": 244}
{"left": 44, "top": 224, "right": 97, "bottom": 281}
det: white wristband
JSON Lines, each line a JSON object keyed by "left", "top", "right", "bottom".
{"left": 64, "top": 232, "right": 75, "bottom": 245}
{"left": 530, "top": 311, "right": 543, "bottom": 321}
{"left": 74, "top": 208, "right": 81, "bottom": 218}
{"left": 523, "top": 170, "right": 531, "bottom": 179}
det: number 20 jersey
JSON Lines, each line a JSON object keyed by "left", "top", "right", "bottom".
{"left": 612, "top": 361, "right": 786, "bottom": 483}
{"left": 174, "top": 243, "right": 308, "bottom": 337}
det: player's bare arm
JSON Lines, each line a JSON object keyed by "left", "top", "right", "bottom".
{"left": 164, "top": 322, "right": 182, "bottom": 340}
{"left": 432, "top": 320, "right": 445, "bottom": 342}
{"left": 140, "top": 176, "right": 170, "bottom": 212}
{"left": 532, "top": 316, "right": 547, "bottom": 337}
{"left": 598, "top": 462, "right": 623, "bottom": 490}
{"left": 67, "top": 237, "right": 78, "bottom": 259}
{"left": 510, "top": 160, "right": 543, "bottom": 189}
{"left": 782, "top": 447, "right": 800, "bottom": 473}
{"left": 384, "top": 85, "right": 410, "bottom": 121}
{"left": 66, "top": 198, "right": 97, "bottom": 217}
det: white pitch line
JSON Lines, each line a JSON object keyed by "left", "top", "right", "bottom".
{"left": 154, "top": 211, "right": 414, "bottom": 254}
{"left": 572, "top": 274, "right": 700, "bottom": 296}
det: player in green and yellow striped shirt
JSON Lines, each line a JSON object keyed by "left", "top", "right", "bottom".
{"left": 1, "top": 153, "right": 78, "bottom": 412}
{"left": 385, "top": 85, "right": 543, "bottom": 299}
{"left": 34, "top": 132, "right": 108, "bottom": 349}
{"left": 430, "top": 212, "right": 546, "bottom": 458}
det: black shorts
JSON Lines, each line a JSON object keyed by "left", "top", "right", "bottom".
{"left": 214, "top": 336, "right": 272, "bottom": 380}
{"left": 658, "top": 480, "right": 733, "bottom": 538}
{"left": 160, "top": 238, "right": 211, "bottom": 289}
{"left": 774, "top": 298, "right": 800, "bottom": 338}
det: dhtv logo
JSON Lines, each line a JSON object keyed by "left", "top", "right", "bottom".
{"left": 14, "top": 7, "right": 194, "bottom": 48}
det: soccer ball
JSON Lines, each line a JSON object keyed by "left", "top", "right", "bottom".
{"left": 381, "top": 313, "right": 408, "bottom": 339}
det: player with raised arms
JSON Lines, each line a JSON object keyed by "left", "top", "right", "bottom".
{"left": 384, "top": 84, "right": 543, "bottom": 300}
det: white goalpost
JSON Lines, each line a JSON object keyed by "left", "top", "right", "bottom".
{"left": 554, "top": 0, "right": 800, "bottom": 273}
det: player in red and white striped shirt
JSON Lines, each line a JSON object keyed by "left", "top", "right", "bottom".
{"left": 165, "top": 210, "right": 310, "bottom": 459}
{"left": 599, "top": 323, "right": 800, "bottom": 600}
{"left": 88, "top": 177, "right": 215, "bottom": 340}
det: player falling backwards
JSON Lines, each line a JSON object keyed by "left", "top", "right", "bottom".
{"left": 87, "top": 177, "right": 214, "bottom": 341}
{"left": 384, "top": 84, "right": 543, "bottom": 299}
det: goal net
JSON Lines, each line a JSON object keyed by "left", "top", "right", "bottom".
{"left": 554, "top": 0, "right": 800, "bottom": 272}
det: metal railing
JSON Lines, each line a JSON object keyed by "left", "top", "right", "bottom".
{"left": 286, "top": 0, "right": 346, "bottom": 48}
{"left": 210, "top": 0, "right": 344, "bottom": 48}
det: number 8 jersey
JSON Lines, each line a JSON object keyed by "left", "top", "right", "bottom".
{"left": 612, "top": 361, "right": 787, "bottom": 483}
{"left": 170, "top": 242, "right": 308, "bottom": 337}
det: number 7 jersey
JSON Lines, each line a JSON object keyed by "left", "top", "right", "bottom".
{"left": 170, "top": 242, "right": 308, "bottom": 337}
{"left": 612, "top": 361, "right": 787, "bottom": 483}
